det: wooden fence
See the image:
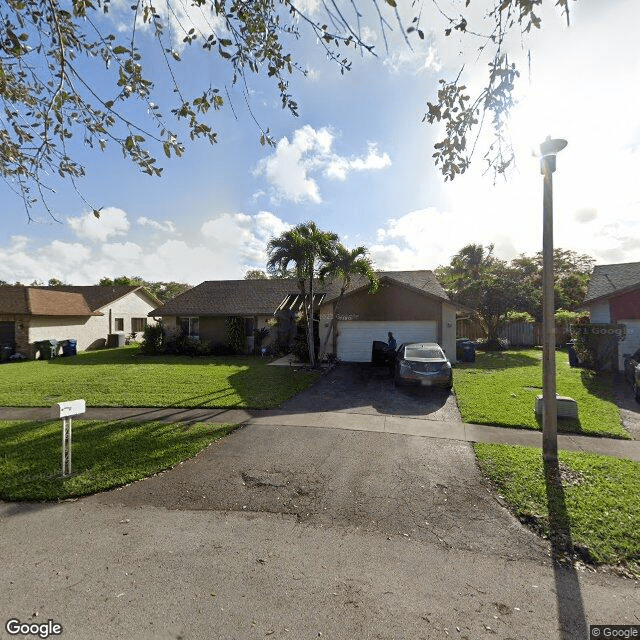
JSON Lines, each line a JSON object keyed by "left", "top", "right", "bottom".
{"left": 457, "top": 318, "right": 572, "bottom": 347}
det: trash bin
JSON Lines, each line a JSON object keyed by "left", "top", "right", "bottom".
{"left": 567, "top": 340, "right": 579, "bottom": 367}
{"left": 1, "top": 343, "right": 14, "bottom": 363}
{"left": 61, "top": 339, "right": 77, "bottom": 356}
{"left": 456, "top": 338, "right": 476, "bottom": 363}
{"left": 107, "top": 333, "right": 126, "bottom": 348}
{"left": 34, "top": 339, "right": 58, "bottom": 359}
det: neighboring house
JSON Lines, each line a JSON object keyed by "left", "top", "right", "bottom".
{"left": 153, "top": 272, "right": 459, "bottom": 362}
{"left": 0, "top": 285, "right": 161, "bottom": 357}
{"left": 318, "top": 271, "right": 459, "bottom": 363}
{"left": 583, "top": 262, "right": 640, "bottom": 370}
{"left": 147, "top": 279, "right": 301, "bottom": 353}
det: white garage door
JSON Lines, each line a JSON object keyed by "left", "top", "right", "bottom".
{"left": 619, "top": 320, "right": 640, "bottom": 370}
{"left": 337, "top": 320, "right": 437, "bottom": 362}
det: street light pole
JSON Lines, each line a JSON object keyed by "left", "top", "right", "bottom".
{"left": 539, "top": 137, "right": 567, "bottom": 462}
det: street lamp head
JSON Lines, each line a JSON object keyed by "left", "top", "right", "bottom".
{"left": 538, "top": 136, "right": 568, "bottom": 157}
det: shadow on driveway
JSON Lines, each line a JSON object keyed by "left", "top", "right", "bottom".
{"left": 279, "top": 362, "right": 461, "bottom": 421}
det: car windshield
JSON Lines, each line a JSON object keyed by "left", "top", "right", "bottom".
{"left": 404, "top": 346, "right": 443, "bottom": 360}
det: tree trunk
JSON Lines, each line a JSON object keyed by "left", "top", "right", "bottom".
{"left": 321, "top": 287, "right": 345, "bottom": 356}
{"left": 307, "top": 260, "right": 315, "bottom": 366}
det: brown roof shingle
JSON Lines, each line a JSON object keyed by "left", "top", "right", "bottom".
{"left": 0, "top": 286, "right": 95, "bottom": 316}
{"left": 37, "top": 285, "right": 161, "bottom": 310}
{"left": 149, "top": 279, "right": 303, "bottom": 316}
{"left": 150, "top": 271, "right": 450, "bottom": 317}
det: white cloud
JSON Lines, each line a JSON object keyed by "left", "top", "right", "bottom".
{"left": 68, "top": 207, "right": 130, "bottom": 242}
{"left": 137, "top": 217, "right": 177, "bottom": 233}
{"left": 574, "top": 208, "right": 598, "bottom": 223}
{"left": 255, "top": 125, "right": 391, "bottom": 203}
{"left": 0, "top": 209, "right": 293, "bottom": 285}
{"left": 383, "top": 42, "right": 441, "bottom": 74}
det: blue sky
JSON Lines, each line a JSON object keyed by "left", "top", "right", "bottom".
{"left": 1, "top": 0, "right": 639, "bottom": 285}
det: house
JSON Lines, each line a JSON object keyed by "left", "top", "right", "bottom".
{"left": 147, "top": 279, "right": 301, "bottom": 353}
{"left": 583, "top": 262, "right": 640, "bottom": 369}
{"left": 318, "top": 271, "right": 458, "bottom": 362}
{"left": 0, "top": 285, "right": 161, "bottom": 357}
{"left": 151, "top": 271, "right": 459, "bottom": 362}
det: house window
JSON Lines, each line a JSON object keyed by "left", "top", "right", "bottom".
{"left": 114, "top": 318, "right": 124, "bottom": 332}
{"left": 178, "top": 316, "right": 199, "bottom": 338}
{"left": 131, "top": 318, "right": 147, "bottom": 333}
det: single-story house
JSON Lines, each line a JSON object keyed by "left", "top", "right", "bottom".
{"left": 583, "top": 262, "right": 640, "bottom": 369}
{"left": 147, "top": 279, "right": 300, "bottom": 353}
{"left": 0, "top": 285, "right": 161, "bottom": 357}
{"left": 150, "top": 271, "right": 459, "bottom": 362}
{"left": 318, "top": 271, "right": 458, "bottom": 362}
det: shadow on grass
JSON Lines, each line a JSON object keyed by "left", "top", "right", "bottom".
{"left": 534, "top": 414, "right": 585, "bottom": 435}
{"left": 579, "top": 369, "right": 616, "bottom": 402}
{"left": 0, "top": 417, "right": 236, "bottom": 505}
{"left": 456, "top": 350, "right": 541, "bottom": 370}
{"left": 543, "top": 456, "right": 588, "bottom": 640}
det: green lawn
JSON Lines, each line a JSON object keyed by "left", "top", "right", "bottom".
{"left": 0, "top": 345, "right": 320, "bottom": 408}
{"left": 453, "top": 349, "right": 628, "bottom": 439}
{"left": 475, "top": 443, "right": 640, "bottom": 575}
{"left": 0, "top": 418, "right": 236, "bottom": 501}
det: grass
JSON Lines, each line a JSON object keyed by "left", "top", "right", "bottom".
{"left": 474, "top": 443, "right": 640, "bottom": 575}
{"left": 0, "top": 418, "right": 237, "bottom": 501}
{"left": 453, "top": 348, "right": 628, "bottom": 439}
{"left": 0, "top": 345, "right": 320, "bottom": 408}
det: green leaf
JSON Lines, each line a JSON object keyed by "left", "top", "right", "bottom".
{"left": 113, "top": 46, "right": 128, "bottom": 55}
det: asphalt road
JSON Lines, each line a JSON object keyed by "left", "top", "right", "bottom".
{"left": 1, "top": 364, "right": 639, "bottom": 639}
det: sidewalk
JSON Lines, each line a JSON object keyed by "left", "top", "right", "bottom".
{"left": 1, "top": 406, "right": 639, "bottom": 461}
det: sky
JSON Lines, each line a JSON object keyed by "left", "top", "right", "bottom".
{"left": 1, "top": 0, "right": 639, "bottom": 285}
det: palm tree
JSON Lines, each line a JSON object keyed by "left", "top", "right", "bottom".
{"left": 319, "top": 244, "right": 379, "bottom": 356}
{"left": 267, "top": 221, "right": 338, "bottom": 365}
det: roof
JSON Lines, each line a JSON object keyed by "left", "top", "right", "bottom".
{"left": 149, "top": 279, "right": 303, "bottom": 316}
{"left": 584, "top": 262, "right": 640, "bottom": 303}
{"left": 0, "top": 285, "right": 96, "bottom": 316}
{"left": 322, "top": 270, "right": 450, "bottom": 304}
{"left": 38, "top": 285, "right": 162, "bottom": 311}
{"left": 150, "top": 271, "right": 452, "bottom": 318}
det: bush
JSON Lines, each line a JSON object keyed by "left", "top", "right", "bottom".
{"left": 226, "top": 316, "right": 246, "bottom": 354}
{"left": 140, "top": 322, "right": 165, "bottom": 355}
{"left": 476, "top": 337, "right": 510, "bottom": 351}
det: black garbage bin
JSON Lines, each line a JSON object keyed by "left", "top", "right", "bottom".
{"left": 567, "top": 340, "right": 579, "bottom": 367}
{"left": 456, "top": 338, "right": 476, "bottom": 363}
{"left": 61, "top": 339, "right": 78, "bottom": 356}
{"left": 34, "top": 339, "right": 58, "bottom": 359}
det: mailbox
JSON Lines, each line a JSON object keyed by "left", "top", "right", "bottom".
{"left": 52, "top": 399, "right": 86, "bottom": 419}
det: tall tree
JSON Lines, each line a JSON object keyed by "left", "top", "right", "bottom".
{"left": 318, "top": 244, "right": 379, "bottom": 356}
{"left": 1, "top": 0, "right": 575, "bottom": 220}
{"left": 438, "top": 244, "right": 528, "bottom": 347}
{"left": 267, "top": 221, "right": 338, "bottom": 366}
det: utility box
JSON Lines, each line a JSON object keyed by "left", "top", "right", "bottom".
{"left": 535, "top": 395, "right": 578, "bottom": 419}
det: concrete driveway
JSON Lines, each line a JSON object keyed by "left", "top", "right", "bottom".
{"left": 280, "top": 362, "right": 462, "bottom": 421}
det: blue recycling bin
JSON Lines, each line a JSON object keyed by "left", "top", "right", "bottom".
{"left": 62, "top": 339, "right": 77, "bottom": 356}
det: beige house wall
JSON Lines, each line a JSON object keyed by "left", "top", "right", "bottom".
{"left": 29, "top": 315, "right": 106, "bottom": 352}
{"left": 106, "top": 290, "right": 158, "bottom": 339}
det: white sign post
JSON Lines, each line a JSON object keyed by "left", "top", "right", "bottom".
{"left": 51, "top": 400, "right": 86, "bottom": 476}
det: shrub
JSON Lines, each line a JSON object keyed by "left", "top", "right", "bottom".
{"left": 226, "top": 316, "right": 246, "bottom": 354}
{"left": 140, "top": 322, "right": 165, "bottom": 355}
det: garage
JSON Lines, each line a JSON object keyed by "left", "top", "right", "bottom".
{"left": 337, "top": 320, "right": 437, "bottom": 362}
{"left": 619, "top": 319, "right": 640, "bottom": 368}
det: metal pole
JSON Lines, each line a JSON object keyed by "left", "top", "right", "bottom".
{"left": 541, "top": 155, "right": 558, "bottom": 461}
{"left": 62, "top": 417, "right": 66, "bottom": 476}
